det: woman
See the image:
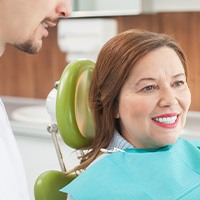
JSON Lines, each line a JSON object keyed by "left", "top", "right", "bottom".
{"left": 63, "top": 29, "right": 200, "bottom": 200}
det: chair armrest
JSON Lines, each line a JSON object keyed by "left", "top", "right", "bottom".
{"left": 34, "top": 170, "right": 77, "bottom": 200}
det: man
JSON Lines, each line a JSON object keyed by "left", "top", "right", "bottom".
{"left": 0, "top": 0, "right": 71, "bottom": 199}
{"left": 0, "top": 0, "right": 71, "bottom": 55}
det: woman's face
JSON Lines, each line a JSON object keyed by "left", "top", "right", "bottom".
{"left": 116, "top": 47, "right": 191, "bottom": 148}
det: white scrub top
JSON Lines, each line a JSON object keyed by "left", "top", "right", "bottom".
{"left": 0, "top": 99, "right": 30, "bottom": 200}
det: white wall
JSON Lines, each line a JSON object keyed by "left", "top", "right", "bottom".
{"left": 70, "top": 0, "right": 141, "bottom": 12}
{"left": 152, "top": 0, "right": 200, "bottom": 12}
{"left": 95, "top": 0, "right": 141, "bottom": 11}
{"left": 70, "top": 0, "right": 200, "bottom": 14}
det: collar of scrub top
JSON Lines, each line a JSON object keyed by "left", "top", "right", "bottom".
{"left": 100, "top": 131, "right": 134, "bottom": 153}
{"left": 101, "top": 131, "right": 200, "bottom": 153}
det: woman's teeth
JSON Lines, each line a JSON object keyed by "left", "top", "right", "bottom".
{"left": 42, "top": 23, "right": 48, "bottom": 28}
{"left": 153, "top": 116, "right": 177, "bottom": 124}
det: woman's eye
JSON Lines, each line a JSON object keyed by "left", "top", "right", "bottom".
{"left": 141, "top": 85, "right": 156, "bottom": 92}
{"left": 173, "top": 80, "right": 185, "bottom": 87}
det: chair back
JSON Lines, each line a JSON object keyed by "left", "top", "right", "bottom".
{"left": 34, "top": 59, "right": 95, "bottom": 200}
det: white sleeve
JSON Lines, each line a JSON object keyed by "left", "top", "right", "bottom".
{"left": 0, "top": 99, "right": 30, "bottom": 200}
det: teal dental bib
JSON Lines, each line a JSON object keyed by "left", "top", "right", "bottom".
{"left": 61, "top": 138, "right": 200, "bottom": 200}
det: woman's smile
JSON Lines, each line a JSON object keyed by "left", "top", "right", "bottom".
{"left": 152, "top": 113, "right": 179, "bottom": 129}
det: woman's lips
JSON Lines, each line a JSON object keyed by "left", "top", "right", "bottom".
{"left": 152, "top": 113, "right": 179, "bottom": 129}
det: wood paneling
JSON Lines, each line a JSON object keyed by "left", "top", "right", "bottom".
{"left": 116, "top": 14, "right": 159, "bottom": 33}
{"left": 1, "top": 13, "right": 200, "bottom": 111}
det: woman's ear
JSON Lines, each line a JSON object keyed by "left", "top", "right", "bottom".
{"left": 115, "top": 113, "right": 120, "bottom": 119}
{"left": 114, "top": 102, "right": 120, "bottom": 119}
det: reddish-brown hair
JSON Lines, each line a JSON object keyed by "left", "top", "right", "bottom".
{"left": 73, "top": 29, "right": 187, "bottom": 172}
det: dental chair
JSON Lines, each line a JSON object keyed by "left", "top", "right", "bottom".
{"left": 34, "top": 59, "right": 95, "bottom": 200}
{"left": 34, "top": 59, "right": 200, "bottom": 200}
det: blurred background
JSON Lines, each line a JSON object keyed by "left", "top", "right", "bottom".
{"left": 1, "top": 0, "right": 200, "bottom": 111}
{"left": 1, "top": 1, "right": 200, "bottom": 199}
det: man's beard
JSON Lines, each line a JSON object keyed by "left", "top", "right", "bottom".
{"left": 13, "top": 40, "right": 39, "bottom": 54}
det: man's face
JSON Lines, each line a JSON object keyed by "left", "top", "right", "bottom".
{"left": 5, "top": 0, "right": 71, "bottom": 54}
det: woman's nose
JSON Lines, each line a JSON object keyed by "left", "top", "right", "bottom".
{"left": 158, "top": 88, "right": 178, "bottom": 107}
{"left": 56, "top": 1, "right": 72, "bottom": 18}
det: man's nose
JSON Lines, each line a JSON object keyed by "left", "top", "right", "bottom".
{"left": 56, "top": 1, "right": 72, "bottom": 18}
{"left": 158, "top": 88, "right": 178, "bottom": 107}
